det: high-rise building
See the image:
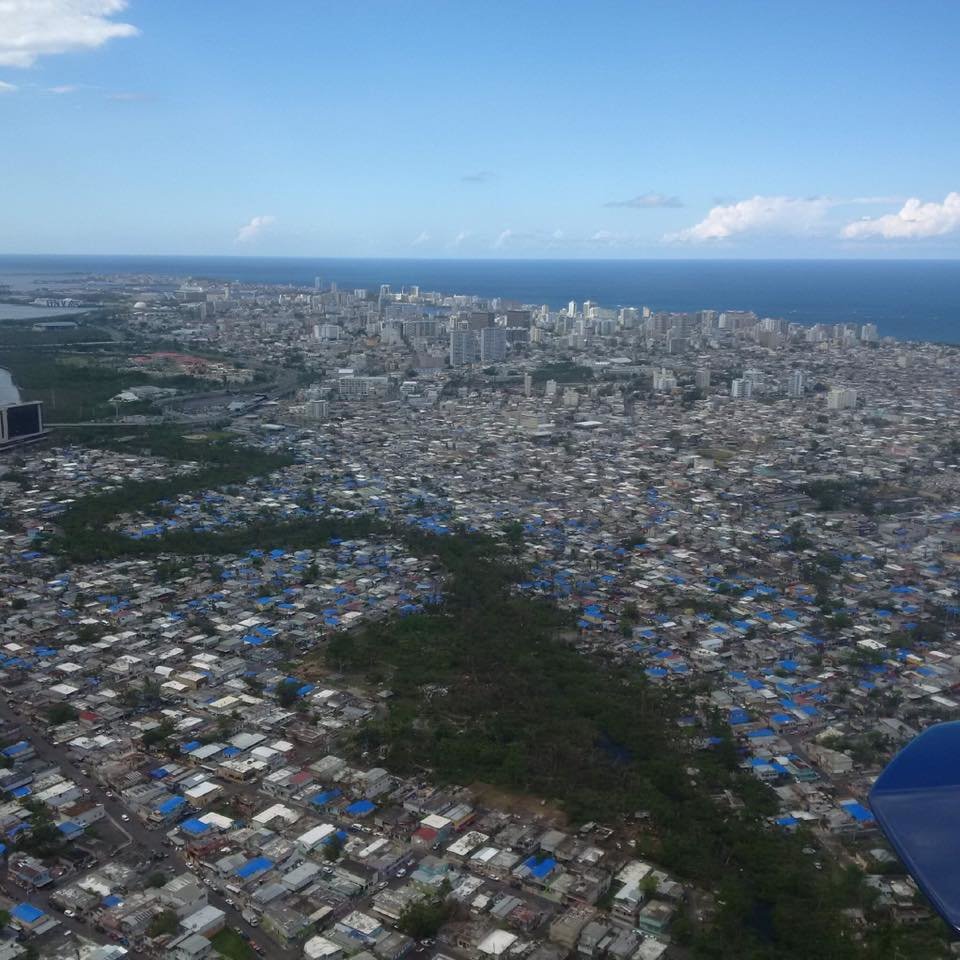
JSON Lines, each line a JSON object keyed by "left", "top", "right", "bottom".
{"left": 827, "top": 387, "right": 858, "bottom": 410}
{"left": 694, "top": 368, "right": 711, "bottom": 390}
{"left": 730, "top": 378, "right": 752, "bottom": 399}
{"left": 652, "top": 367, "right": 678, "bottom": 392}
{"left": 449, "top": 330, "right": 478, "bottom": 367}
{"left": 479, "top": 326, "right": 507, "bottom": 363}
{"left": 523, "top": 373, "right": 533, "bottom": 397}
{"left": 787, "top": 370, "right": 805, "bottom": 398}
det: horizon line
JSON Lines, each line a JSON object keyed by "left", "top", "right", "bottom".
{"left": 2, "top": 253, "right": 960, "bottom": 264}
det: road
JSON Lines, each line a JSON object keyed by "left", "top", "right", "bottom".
{"left": 0, "top": 700, "right": 293, "bottom": 958}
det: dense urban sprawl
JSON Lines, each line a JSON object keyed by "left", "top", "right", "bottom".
{"left": 0, "top": 273, "right": 957, "bottom": 960}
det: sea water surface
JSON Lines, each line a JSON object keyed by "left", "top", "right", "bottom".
{"left": 1, "top": 256, "right": 958, "bottom": 342}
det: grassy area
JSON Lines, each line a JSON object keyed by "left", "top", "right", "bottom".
{"left": 211, "top": 928, "right": 255, "bottom": 960}
{"left": 0, "top": 320, "right": 118, "bottom": 348}
{"left": 0, "top": 348, "right": 207, "bottom": 422}
{"left": 530, "top": 360, "right": 594, "bottom": 383}
{"left": 49, "top": 426, "right": 296, "bottom": 561}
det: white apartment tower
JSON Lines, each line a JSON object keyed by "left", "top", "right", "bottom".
{"left": 827, "top": 387, "right": 859, "bottom": 410}
{"left": 787, "top": 369, "right": 805, "bottom": 398}
{"left": 449, "top": 330, "right": 478, "bottom": 367}
{"left": 479, "top": 326, "right": 507, "bottom": 363}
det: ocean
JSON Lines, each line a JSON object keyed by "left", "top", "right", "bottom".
{"left": 1, "top": 255, "right": 959, "bottom": 343}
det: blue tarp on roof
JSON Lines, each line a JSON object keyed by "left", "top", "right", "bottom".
{"left": 871, "top": 721, "right": 960, "bottom": 931}
{"left": 310, "top": 789, "right": 342, "bottom": 807}
{"left": 236, "top": 856, "right": 273, "bottom": 879}
{"left": 156, "top": 796, "right": 186, "bottom": 815}
{"left": 841, "top": 801, "right": 874, "bottom": 823}
{"left": 345, "top": 799, "right": 375, "bottom": 816}
{"left": 102, "top": 894, "right": 123, "bottom": 908}
{"left": 11, "top": 903, "right": 43, "bottom": 923}
{"left": 181, "top": 818, "right": 210, "bottom": 835}
{"left": 523, "top": 855, "right": 557, "bottom": 879}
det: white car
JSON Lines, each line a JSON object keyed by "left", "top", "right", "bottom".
{"left": 120, "top": 814, "right": 130, "bottom": 822}
{"left": 64, "top": 909, "right": 75, "bottom": 918}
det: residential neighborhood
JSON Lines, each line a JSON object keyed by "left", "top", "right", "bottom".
{"left": 0, "top": 273, "right": 957, "bottom": 958}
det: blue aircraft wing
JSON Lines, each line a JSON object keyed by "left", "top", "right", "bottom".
{"left": 870, "top": 721, "right": 960, "bottom": 931}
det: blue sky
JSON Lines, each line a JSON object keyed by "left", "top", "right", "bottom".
{"left": 1, "top": 0, "right": 959, "bottom": 257}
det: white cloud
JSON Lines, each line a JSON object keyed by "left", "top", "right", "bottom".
{"left": 48, "top": 83, "right": 77, "bottom": 94}
{"left": 847, "top": 195, "right": 905, "bottom": 206}
{"left": 452, "top": 230, "right": 472, "bottom": 247}
{"left": 0, "top": 0, "right": 139, "bottom": 68}
{"left": 235, "top": 215, "right": 276, "bottom": 244}
{"left": 412, "top": 231, "right": 430, "bottom": 246}
{"left": 588, "top": 230, "right": 645, "bottom": 248}
{"left": 841, "top": 192, "right": 960, "bottom": 240}
{"left": 604, "top": 192, "right": 683, "bottom": 209}
{"left": 668, "top": 195, "right": 830, "bottom": 243}
{"left": 493, "top": 228, "right": 559, "bottom": 249}
{"left": 0, "top": 80, "right": 17, "bottom": 93}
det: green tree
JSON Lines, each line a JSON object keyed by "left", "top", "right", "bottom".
{"left": 148, "top": 909, "right": 179, "bottom": 937}
{"left": 276, "top": 679, "right": 300, "bottom": 708}
{"left": 397, "top": 896, "right": 452, "bottom": 940}
{"left": 323, "top": 833, "right": 344, "bottom": 862}
{"left": 46, "top": 702, "right": 78, "bottom": 725}
{"left": 143, "top": 718, "right": 175, "bottom": 749}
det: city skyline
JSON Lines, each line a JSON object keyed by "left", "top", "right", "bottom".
{"left": 1, "top": 0, "right": 959, "bottom": 258}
